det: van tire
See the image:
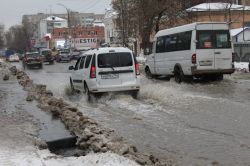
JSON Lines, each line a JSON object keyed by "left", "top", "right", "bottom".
{"left": 174, "top": 66, "right": 184, "bottom": 83}
{"left": 131, "top": 90, "right": 139, "bottom": 99}
{"left": 145, "top": 67, "right": 154, "bottom": 79}
{"left": 217, "top": 74, "right": 223, "bottom": 81}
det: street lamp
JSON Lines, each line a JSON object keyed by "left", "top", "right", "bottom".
{"left": 57, "top": 3, "right": 71, "bottom": 48}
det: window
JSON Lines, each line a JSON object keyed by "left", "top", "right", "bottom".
{"left": 79, "top": 56, "right": 86, "bottom": 69}
{"left": 215, "top": 32, "right": 231, "bottom": 48}
{"left": 156, "top": 37, "right": 165, "bottom": 53}
{"left": 197, "top": 31, "right": 213, "bottom": 49}
{"left": 197, "top": 30, "right": 231, "bottom": 49}
{"left": 166, "top": 35, "right": 177, "bottom": 52}
{"left": 98, "top": 53, "right": 133, "bottom": 68}
{"left": 156, "top": 31, "right": 192, "bottom": 53}
{"left": 74, "top": 58, "right": 81, "bottom": 70}
{"left": 177, "top": 31, "right": 192, "bottom": 51}
{"left": 84, "top": 55, "right": 92, "bottom": 68}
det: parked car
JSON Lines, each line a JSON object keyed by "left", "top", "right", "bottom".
{"left": 18, "top": 53, "right": 24, "bottom": 60}
{"left": 57, "top": 50, "right": 71, "bottom": 62}
{"left": 23, "top": 52, "right": 43, "bottom": 69}
{"left": 71, "top": 50, "right": 81, "bottom": 60}
{"left": 7, "top": 54, "right": 19, "bottom": 62}
{"left": 68, "top": 47, "right": 140, "bottom": 100}
{"left": 40, "top": 48, "right": 54, "bottom": 64}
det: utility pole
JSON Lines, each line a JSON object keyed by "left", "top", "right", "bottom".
{"left": 120, "top": 0, "right": 126, "bottom": 46}
{"left": 57, "top": 3, "right": 71, "bottom": 48}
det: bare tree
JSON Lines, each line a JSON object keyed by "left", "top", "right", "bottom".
{"left": 0, "top": 24, "right": 4, "bottom": 49}
{"left": 5, "top": 25, "right": 27, "bottom": 53}
{"left": 113, "top": 0, "right": 202, "bottom": 54}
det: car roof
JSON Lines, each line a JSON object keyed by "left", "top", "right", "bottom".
{"left": 80, "top": 47, "right": 132, "bottom": 57}
{"left": 25, "top": 52, "right": 39, "bottom": 55}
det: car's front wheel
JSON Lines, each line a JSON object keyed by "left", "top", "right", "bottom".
{"left": 131, "top": 90, "right": 139, "bottom": 99}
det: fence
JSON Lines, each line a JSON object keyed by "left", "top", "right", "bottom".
{"left": 233, "top": 43, "right": 250, "bottom": 62}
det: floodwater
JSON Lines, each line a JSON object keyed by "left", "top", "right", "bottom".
{"left": 14, "top": 61, "right": 250, "bottom": 165}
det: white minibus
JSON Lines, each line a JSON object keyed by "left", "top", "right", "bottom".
{"left": 145, "top": 22, "right": 235, "bottom": 83}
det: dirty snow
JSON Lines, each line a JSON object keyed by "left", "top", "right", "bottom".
{"left": 1, "top": 149, "right": 139, "bottom": 166}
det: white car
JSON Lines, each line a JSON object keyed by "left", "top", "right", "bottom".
{"left": 69, "top": 47, "right": 140, "bottom": 100}
{"left": 7, "top": 54, "right": 20, "bottom": 62}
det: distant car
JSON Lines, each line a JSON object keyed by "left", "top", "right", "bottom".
{"left": 40, "top": 48, "right": 54, "bottom": 64}
{"left": 57, "top": 50, "right": 71, "bottom": 62}
{"left": 23, "top": 52, "right": 43, "bottom": 69}
{"left": 71, "top": 50, "right": 80, "bottom": 60}
{"left": 17, "top": 53, "right": 24, "bottom": 60}
{"left": 7, "top": 54, "right": 19, "bottom": 62}
{"left": 68, "top": 47, "right": 140, "bottom": 100}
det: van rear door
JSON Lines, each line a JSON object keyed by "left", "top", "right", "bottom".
{"left": 96, "top": 52, "right": 135, "bottom": 87}
{"left": 213, "top": 30, "right": 232, "bottom": 69}
{"left": 196, "top": 30, "right": 215, "bottom": 70}
{"left": 196, "top": 25, "right": 232, "bottom": 70}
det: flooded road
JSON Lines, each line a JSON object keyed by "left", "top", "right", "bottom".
{"left": 14, "top": 61, "right": 250, "bottom": 165}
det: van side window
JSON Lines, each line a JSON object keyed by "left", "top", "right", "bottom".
{"left": 79, "top": 56, "right": 85, "bottom": 69}
{"left": 168, "top": 35, "right": 178, "bottom": 52}
{"left": 156, "top": 37, "right": 165, "bottom": 53}
{"left": 74, "top": 57, "right": 81, "bottom": 70}
{"left": 177, "top": 31, "right": 192, "bottom": 51}
{"left": 84, "top": 55, "right": 92, "bottom": 68}
{"left": 156, "top": 31, "right": 192, "bottom": 53}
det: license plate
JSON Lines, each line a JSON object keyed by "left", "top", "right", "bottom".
{"left": 101, "top": 74, "right": 119, "bottom": 79}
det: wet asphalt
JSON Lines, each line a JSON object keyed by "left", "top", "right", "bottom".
{"left": 13, "top": 61, "right": 250, "bottom": 166}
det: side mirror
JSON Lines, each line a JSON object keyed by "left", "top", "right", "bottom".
{"left": 193, "top": 39, "right": 198, "bottom": 43}
{"left": 68, "top": 66, "right": 74, "bottom": 70}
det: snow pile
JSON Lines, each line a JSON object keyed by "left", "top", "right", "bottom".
{"left": 136, "top": 56, "right": 146, "bottom": 64}
{"left": 234, "top": 62, "right": 249, "bottom": 72}
{"left": 7, "top": 149, "right": 139, "bottom": 166}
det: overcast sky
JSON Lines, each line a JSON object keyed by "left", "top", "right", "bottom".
{"left": 0, "top": 0, "right": 111, "bottom": 29}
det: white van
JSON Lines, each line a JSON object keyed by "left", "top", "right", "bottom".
{"left": 69, "top": 47, "right": 140, "bottom": 99}
{"left": 145, "top": 22, "right": 235, "bottom": 83}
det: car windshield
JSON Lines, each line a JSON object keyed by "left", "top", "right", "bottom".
{"left": 41, "top": 50, "right": 51, "bottom": 55}
{"left": 60, "top": 51, "right": 69, "bottom": 54}
{"left": 98, "top": 52, "right": 133, "bottom": 68}
{"left": 197, "top": 30, "right": 231, "bottom": 49}
{"left": 26, "top": 53, "right": 39, "bottom": 57}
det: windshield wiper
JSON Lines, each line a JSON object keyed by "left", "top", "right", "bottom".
{"left": 100, "top": 64, "right": 115, "bottom": 71}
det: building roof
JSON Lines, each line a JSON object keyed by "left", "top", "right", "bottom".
{"left": 230, "top": 27, "right": 250, "bottom": 36}
{"left": 45, "top": 16, "right": 66, "bottom": 21}
{"left": 187, "top": 3, "right": 250, "bottom": 12}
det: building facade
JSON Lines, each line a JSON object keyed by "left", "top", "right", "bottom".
{"left": 39, "top": 16, "right": 68, "bottom": 38}
{"left": 52, "top": 26, "right": 105, "bottom": 49}
{"left": 103, "top": 8, "right": 119, "bottom": 45}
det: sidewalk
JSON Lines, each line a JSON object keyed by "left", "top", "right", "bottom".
{"left": 0, "top": 62, "right": 139, "bottom": 166}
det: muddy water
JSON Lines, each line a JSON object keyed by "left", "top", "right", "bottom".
{"left": 14, "top": 61, "right": 250, "bottom": 165}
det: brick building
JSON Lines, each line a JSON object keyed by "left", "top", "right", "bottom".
{"left": 52, "top": 26, "right": 105, "bottom": 49}
{"left": 186, "top": 2, "right": 250, "bottom": 29}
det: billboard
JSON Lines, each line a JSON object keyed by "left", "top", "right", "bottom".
{"left": 72, "top": 38, "right": 97, "bottom": 49}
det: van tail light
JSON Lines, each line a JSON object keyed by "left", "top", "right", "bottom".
{"left": 192, "top": 53, "right": 196, "bottom": 64}
{"left": 232, "top": 52, "right": 236, "bottom": 62}
{"left": 135, "top": 63, "right": 140, "bottom": 75}
{"left": 90, "top": 66, "right": 96, "bottom": 78}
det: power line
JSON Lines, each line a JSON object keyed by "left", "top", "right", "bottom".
{"left": 75, "top": 0, "right": 99, "bottom": 12}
